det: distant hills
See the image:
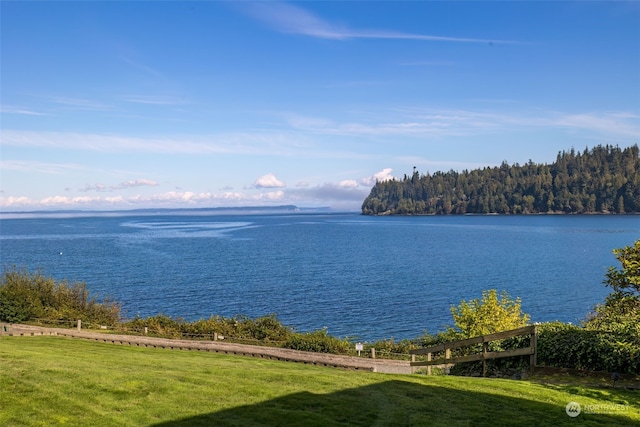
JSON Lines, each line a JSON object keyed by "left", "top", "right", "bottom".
{"left": 0, "top": 205, "right": 335, "bottom": 219}
{"left": 362, "top": 144, "right": 640, "bottom": 215}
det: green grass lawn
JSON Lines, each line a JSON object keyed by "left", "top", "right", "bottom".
{"left": 1, "top": 336, "right": 637, "bottom": 426}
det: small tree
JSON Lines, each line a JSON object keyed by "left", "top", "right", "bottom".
{"left": 604, "top": 239, "right": 640, "bottom": 297}
{"left": 585, "top": 239, "right": 640, "bottom": 337}
{"left": 449, "top": 289, "right": 530, "bottom": 339}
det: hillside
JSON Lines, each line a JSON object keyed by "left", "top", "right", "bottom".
{"left": 362, "top": 145, "right": 640, "bottom": 215}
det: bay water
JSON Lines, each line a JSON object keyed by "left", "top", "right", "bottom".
{"left": 0, "top": 212, "right": 637, "bottom": 341}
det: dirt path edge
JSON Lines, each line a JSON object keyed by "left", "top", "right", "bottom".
{"left": 1, "top": 323, "right": 412, "bottom": 374}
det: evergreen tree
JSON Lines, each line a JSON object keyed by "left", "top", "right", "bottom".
{"left": 362, "top": 145, "right": 640, "bottom": 215}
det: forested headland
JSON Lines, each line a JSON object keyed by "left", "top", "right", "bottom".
{"left": 361, "top": 144, "right": 640, "bottom": 215}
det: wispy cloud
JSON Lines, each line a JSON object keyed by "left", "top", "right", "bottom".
{"left": 121, "top": 95, "right": 189, "bottom": 106}
{"left": 0, "top": 105, "right": 49, "bottom": 116}
{"left": 46, "top": 96, "right": 112, "bottom": 110}
{"left": 119, "top": 56, "right": 166, "bottom": 80}
{"left": 285, "top": 108, "right": 640, "bottom": 140}
{"left": 398, "top": 60, "right": 456, "bottom": 67}
{"left": 0, "top": 160, "right": 87, "bottom": 174}
{"left": 0, "top": 130, "right": 312, "bottom": 156}
{"left": 323, "top": 80, "right": 386, "bottom": 89}
{"left": 552, "top": 113, "right": 640, "bottom": 139}
{"left": 80, "top": 179, "right": 159, "bottom": 192}
{"left": 244, "top": 2, "right": 517, "bottom": 44}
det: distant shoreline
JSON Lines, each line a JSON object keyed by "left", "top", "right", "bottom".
{"left": 0, "top": 205, "right": 351, "bottom": 220}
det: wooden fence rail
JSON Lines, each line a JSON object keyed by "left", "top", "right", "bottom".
{"left": 409, "top": 325, "right": 537, "bottom": 376}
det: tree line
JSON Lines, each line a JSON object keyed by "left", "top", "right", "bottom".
{"left": 362, "top": 144, "right": 640, "bottom": 215}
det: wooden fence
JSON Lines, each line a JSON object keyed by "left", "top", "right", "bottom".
{"left": 409, "top": 325, "right": 537, "bottom": 376}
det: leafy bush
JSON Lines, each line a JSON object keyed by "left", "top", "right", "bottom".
{"left": 283, "top": 329, "right": 351, "bottom": 354}
{"left": 448, "top": 289, "right": 530, "bottom": 339}
{"left": 536, "top": 321, "right": 639, "bottom": 374}
{"left": 0, "top": 267, "right": 121, "bottom": 325}
{"left": 230, "top": 314, "right": 293, "bottom": 342}
{"left": 121, "top": 314, "right": 184, "bottom": 338}
{"left": 540, "top": 239, "right": 640, "bottom": 374}
{"left": 121, "top": 313, "right": 293, "bottom": 343}
{"left": 176, "top": 315, "right": 237, "bottom": 338}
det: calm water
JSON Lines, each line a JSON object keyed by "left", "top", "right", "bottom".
{"left": 0, "top": 212, "right": 638, "bottom": 341}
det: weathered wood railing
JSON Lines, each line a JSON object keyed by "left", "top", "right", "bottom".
{"left": 409, "top": 325, "right": 537, "bottom": 376}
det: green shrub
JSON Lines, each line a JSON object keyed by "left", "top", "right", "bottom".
{"left": 121, "top": 314, "right": 183, "bottom": 338}
{"left": 120, "top": 313, "right": 293, "bottom": 343}
{"left": 246, "top": 315, "right": 293, "bottom": 342}
{"left": 0, "top": 267, "right": 120, "bottom": 325}
{"left": 536, "top": 321, "right": 640, "bottom": 374}
{"left": 283, "top": 329, "right": 351, "bottom": 354}
{"left": 177, "top": 315, "right": 235, "bottom": 338}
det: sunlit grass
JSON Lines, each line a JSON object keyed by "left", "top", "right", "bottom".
{"left": 1, "top": 336, "right": 637, "bottom": 426}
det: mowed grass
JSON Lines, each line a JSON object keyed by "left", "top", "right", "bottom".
{"left": 1, "top": 336, "right": 638, "bottom": 427}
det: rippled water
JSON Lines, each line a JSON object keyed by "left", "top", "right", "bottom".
{"left": 1, "top": 213, "right": 638, "bottom": 341}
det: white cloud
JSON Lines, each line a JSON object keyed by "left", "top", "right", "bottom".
{"left": 80, "top": 184, "right": 109, "bottom": 192}
{"left": 1, "top": 176, "right": 369, "bottom": 211}
{"left": 118, "top": 179, "right": 158, "bottom": 188}
{"left": 361, "top": 168, "right": 395, "bottom": 186}
{"left": 338, "top": 179, "right": 359, "bottom": 189}
{"left": 244, "top": 2, "right": 516, "bottom": 44}
{"left": 38, "top": 195, "right": 103, "bottom": 206}
{"left": 254, "top": 173, "right": 286, "bottom": 189}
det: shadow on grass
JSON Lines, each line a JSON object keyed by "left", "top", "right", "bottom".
{"left": 152, "top": 379, "right": 635, "bottom": 427}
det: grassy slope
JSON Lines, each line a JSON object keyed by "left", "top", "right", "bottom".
{"left": 1, "top": 336, "right": 637, "bottom": 427}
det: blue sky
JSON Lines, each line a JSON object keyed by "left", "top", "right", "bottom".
{"left": 1, "top": 1, "right": 639, "bottom": 211}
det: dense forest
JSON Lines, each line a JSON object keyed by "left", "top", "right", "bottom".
{"left": 361, "top": 145, "right": 640, "bottom": 215}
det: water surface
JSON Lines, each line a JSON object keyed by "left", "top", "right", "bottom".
{"left": 1, "top": 213, "right": 637, "bottom": 341}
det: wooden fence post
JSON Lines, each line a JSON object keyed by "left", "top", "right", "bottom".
{"left": 77, "top": 319, "right": 81, "bottom": 331}
{"left": 482, "top": 341, "right": 488, "bottom": 377}
{"left": 530, "top": 325, "right": 537, "bottom": 373}
{"left": 427, "top": 352, "right": 432, "bottom": 376}
{"left": 371, "top": 348, "right": 376, "bottom": 359}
